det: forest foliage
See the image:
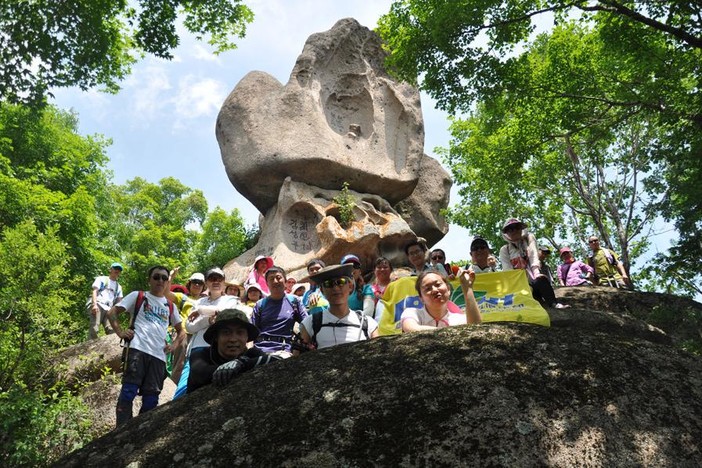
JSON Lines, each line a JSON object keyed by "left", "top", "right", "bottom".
{"left": 0, "top": 104, "right": 252, "bottom": 465}
{"left": 378, "top": 0, "right": 702, "bottom": 295}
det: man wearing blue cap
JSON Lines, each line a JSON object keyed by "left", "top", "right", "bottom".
{"left": 86, "top": 262, "right": 124, "bottom": 340}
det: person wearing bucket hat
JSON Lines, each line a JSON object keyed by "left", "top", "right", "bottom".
{"left": 244, "top": 255, "right": 274, "bottom": 296}
{"left": 499, "top": 217, "right": 569, "bottom": 309}
{"left": 86, "top": 261, "right": 124, "bottom": 340}
{"left": 172, "top": 266, "right": 241, "bottom": 399}
{"left": 187, "top": 307, "right": 282, "bottom": 393}
{"left": 298, "top": 264, "right": 379, "bottom": 350}
{"left": 245, "top": 283, "right": 264, "bottom": 307}
{"left": 557, "top": 247, "right": 594, "bottom": 287}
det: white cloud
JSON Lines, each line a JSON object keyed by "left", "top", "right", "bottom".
{"left": 192, "top": 44, "right": 221, "bottom": 63}
{"left": 126, "top": 65, "right": 173, "bottom": 123}
{"left": 171, "top": 76, "right": 228, "bottom": 129}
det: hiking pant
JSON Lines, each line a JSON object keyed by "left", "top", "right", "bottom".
{"left": 116, "top": 348, "right": 166, "bottom": 427}
{"left": 87, "top": 304, "right": 114, "bottom": 340}
{"left": 529, "top": 275, "right": 557, "bottom": 307}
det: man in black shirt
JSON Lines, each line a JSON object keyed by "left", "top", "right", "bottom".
{"left": 187, "top": 307, "right": 281, "bottom": 393}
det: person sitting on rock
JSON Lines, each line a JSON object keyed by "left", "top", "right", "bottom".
{"left": 340, "top": 254, "right": 375, "bottom": 316}
{"left": 401, "top": 269, "right": 482, "bottom": 332}
{"left": 405, "top": 239, "right": 432, "bottom": 276}
{"left": 586, "top": 236, "right": 631, "bottom": 288}
{"left": 557, "top": 247, "right": 594, "bottom": 287}
{"left": 244, "top": 255, "right": 274, "bottom": 296}
{"left": 302, "top": 258, "right": 329, "bottom": 315}
{"left": 467, "top": 237, "right": 498, "bottom": 273}
{"left": 187, "top": 307, "right": 282, "bottom": 393}
{"left": 499, "top": 218, "right": 569, "bottom": 309}
{"left": 298, "top": 264, "right": 379, "bottom": 350}
{"left": 245, "top": 283, "right": 264, "bottom": 307}
{"left": 251, "top": 266, "right": 307, "bottom": 357}
{"left": 538, "top": 245, "right": 556, "bottom": 286}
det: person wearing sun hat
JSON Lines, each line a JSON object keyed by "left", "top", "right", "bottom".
{"left": 557, "top": 247, "right": 594, "bottom": 287}
{"left": 298, "top": 264, "right": 379, "bottom": 350}
{"left": 187, "top": 307, "right": 281, "bottom": 393}
{"left": 244, "top": 255, "right": 274, "bottom": 295}
{"left": 499, "top": 217, "right": 569, "bottom": 309}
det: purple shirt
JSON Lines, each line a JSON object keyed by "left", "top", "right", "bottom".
{"left": 557, "top": 260, "right": 594, "bottom": 286}
{"left": 251, "top": 295, "right": 307, "bottom": 352}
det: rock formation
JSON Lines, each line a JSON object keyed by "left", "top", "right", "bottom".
{"left": 216, "top": 18, "right": 451, "bottom": 276}
{"left": 224, "top": 178, "right": 418, "bottom": 281}
{"left": 57, "top": 289, "right": 702, "bottom": 467}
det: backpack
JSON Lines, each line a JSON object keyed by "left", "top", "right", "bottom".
{"left": 85, "top": 277, "right": 122, "bottom": 310}
{"left": 309, "top": 310, "right": 369, "bottom": 348}
{"left": 127, "top": 291, "right": 175, "bottom": 335}
{"left": 254, "top": 294, "right": 303, "bottom": 326}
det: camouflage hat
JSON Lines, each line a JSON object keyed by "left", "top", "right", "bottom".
{"left": 203, "top": 307, "right": 259, "bottom": 344}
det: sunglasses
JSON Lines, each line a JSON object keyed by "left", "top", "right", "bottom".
{"left": 207, "top": 275, "right": 224, "bottom": 282}
{"left": 151, "top": 274, "right": 168, "bottom": 281}
{"left": 190, "top": 280, "right": 204, "bottom": 286}
{"left": 430, "top": 255, "right": 444, "bottom": 261}
{"left": 471, "top": 245, "right": 488, "bottom": 252}
{"left": 588, "top": 239, "right": 599, "bottom": 243}
{"left": 321, "top": 277, "right": 351, "bottom": 288}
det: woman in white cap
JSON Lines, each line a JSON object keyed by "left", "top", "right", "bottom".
{"left": 499, "top": 218, "right": 569, "bottom": 309}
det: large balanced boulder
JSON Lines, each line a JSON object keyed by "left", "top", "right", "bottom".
{"left": 58, "top": 319, "right": 702, "bottom": 466}
{"left": 217, "top": 18, "right": 426, "bottom": 214}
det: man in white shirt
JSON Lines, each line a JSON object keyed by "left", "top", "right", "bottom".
{"left": 107, "top": 265, "right": 185, "bottom": 427}
{"left": 299, "top": 264, "right": 379, "bottom": 350}
{"left": 87, "top": 262, "right": 124, "bottom": 340}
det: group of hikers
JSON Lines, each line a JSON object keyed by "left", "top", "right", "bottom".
{"left": 85, "top": 217, "right": 631, "bottom": 427}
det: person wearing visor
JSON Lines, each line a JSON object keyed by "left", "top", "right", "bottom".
{"left": 187, "top": 307, "right": 281, "bottom": 393}
{"left": 558, "top": 247, "right": 594, "bottom": 287}
{"left": 299, "top": 264, "right": 379, "bottom": 350}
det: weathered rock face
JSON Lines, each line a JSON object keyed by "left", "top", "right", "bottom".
{"left": 223, "top": 177, "right": 417, "bottom": 282}
{"left": 53, "top": 335, "right": 176, "bottom": 436}
{"left": 217, "top": 18, "right": 426, "bottom": 214}
{"left": 393, "top": 154, "right": 451, "bottom": 246}
{"left": 59, "top": 295, "right": 702, "bottom": 467}
{"left": 217, "top": 17, "right": 450, "bottom": 256}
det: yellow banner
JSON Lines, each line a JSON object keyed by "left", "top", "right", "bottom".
{"left": 377, "top": 271, "right": 550, "bottom": 335}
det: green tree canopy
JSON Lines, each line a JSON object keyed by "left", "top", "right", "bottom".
{"left": 192, "top": 207, "right": 249, "bottom": 272}
{"left": 0, "top": 0, "right": 254, "bottom": 105}
{"left": 378, "top": 1, "right": 702, "bottom": 291}
{"left": 110, "top": 176, "right": 208, "bottom": 291}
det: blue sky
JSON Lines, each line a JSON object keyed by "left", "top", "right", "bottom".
{"left": 51, "top": 0, "right": 472, "bottom": 261}
{"left": 50, "top": 0, "right": 676, "bottom": 269}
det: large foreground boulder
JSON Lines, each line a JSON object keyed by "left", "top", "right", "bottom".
{"left": 58, "top": 323, "right": 702, "bottom": 467}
